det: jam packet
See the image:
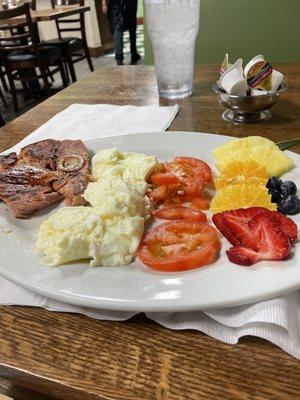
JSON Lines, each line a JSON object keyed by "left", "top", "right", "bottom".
{"left": 246, "top": 60, "right": 273, "bottom": 91}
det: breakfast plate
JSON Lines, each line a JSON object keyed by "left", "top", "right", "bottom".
{"left": 0, "top": 131, "right": 300, "bottom": 312}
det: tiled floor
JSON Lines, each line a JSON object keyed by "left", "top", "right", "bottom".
{"left": 0, "top": 24, "right": 144, "bottom": 125}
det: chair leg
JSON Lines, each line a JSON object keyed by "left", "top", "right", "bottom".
{"left": 62, "top": 60, "right": 70, "bottom": 84}
{"left": 0, "top": 86, "right": 8, "bottom": 108}
{"left": 47, "top": 67, "right": 55, "bottom": 83}
{"left": 0, "top": 67, "right": 8, "bottom": 92}
{"left": 66, "top": 53, "right": 77, "bottom": 83}
{"left": 39, "top": 65, "right": 51, "bottom": 96}
{"left": 7, "top": 71, "right": 18, "bottom": 112}
{"left": 83, "top": 43, "right": 94, "bottom": 72}
{"left": 0, "top": 111, "right": 5, "bottom": 127}
{"left": 58, "top": 60, "right": 68, "bottom": 88}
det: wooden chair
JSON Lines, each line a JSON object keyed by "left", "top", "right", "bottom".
{"left": 43, "top": 0, "right": 93, "bottom": 83}
{"left": 0, "top": 3, "right": 68, "bottom": 112}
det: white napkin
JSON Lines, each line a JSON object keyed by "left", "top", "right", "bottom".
{"left": 6, "top": 103, "right": 179, "bottom": 153}
{"left": 1, "top": 103, "right": 300, "bottom": 360}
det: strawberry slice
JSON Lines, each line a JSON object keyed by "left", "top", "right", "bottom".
{"left": 227, "top": 213, "right": 291, "bottom": 266}
{"left": 212, "top": 207, "right": 266, "bottom": 249}
{"left": 227, "top": 247, "right": 261, "bottom": 266}
{"left": 212, "top": 212, "right": 242, "bottom": 248}
{"left": 270, "top": 212, "right": 298, "bottom": 243}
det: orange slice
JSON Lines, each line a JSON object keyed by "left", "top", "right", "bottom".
{"left": 211, "top": 183, "right": 277, "bottom": 214}
{"left": 214, "top": 160, "right": 268, "bottom": 190}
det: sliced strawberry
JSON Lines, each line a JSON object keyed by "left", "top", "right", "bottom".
{"left": 212, "top": 212, "right": 242, "bottom": 248}
{"left": 270, "top": 212, "right": 298, "bottom": 243}
{"left": 214, "top": 208, "right": 292, "bottom": 266}
{"left": 227, "top": 247, "right": 260, "bottom": 266}
{"left": 212, "top": 207, "right": 266, "bottom": 249}
{"left": 233, "top": 213, "right": 292, "bottom": 266}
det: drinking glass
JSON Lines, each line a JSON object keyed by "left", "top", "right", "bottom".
{"left": 144, "top": 0, "right": 200, "bottom": 99}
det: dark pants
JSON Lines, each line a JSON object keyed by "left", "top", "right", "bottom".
{"left": 108, "top": 0, "right": 138, "bottom": 62}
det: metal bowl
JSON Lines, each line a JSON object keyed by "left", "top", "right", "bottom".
{"left": 212, "top": 82, "right": 288, "bottom": 124}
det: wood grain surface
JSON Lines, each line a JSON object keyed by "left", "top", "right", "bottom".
{"left": 0, "top": 65, "right": 300, "bottom": 399}
{"left": 0, "top": 6, "right": 90, "bottom": 27}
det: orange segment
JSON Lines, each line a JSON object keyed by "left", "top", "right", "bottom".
{"left": 211, "top": 183, "right": 277, "bottom": 214}
{"left": 214, "top": 160, "right": 268, "bottom": 190}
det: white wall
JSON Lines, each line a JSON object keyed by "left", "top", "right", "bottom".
{"left": 36, "top": 0, "right": 101, "bottom": 48}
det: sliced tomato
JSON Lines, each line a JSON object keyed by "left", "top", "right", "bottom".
{"left": 152, "top": 206, "right": 207, "bottom": 222}
{"left": 150, "top": 173, "right": 179, "bottom": 186}
{"left": 162, "top": 195, "right": 210, "bottom": 210}
{"left": 137, "top": 221, "right": 221, "bottom": 272}
{"left": 189, "top": 196, "right": 210, "bottom": 210}
{"left": 174, "top": 157, "right": 213, "bottom": 184}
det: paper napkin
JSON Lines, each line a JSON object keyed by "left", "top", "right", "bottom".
{"left": 1, "top": 103, "right": 300, "bottom": 360}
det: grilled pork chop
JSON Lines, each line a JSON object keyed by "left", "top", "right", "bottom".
{"left": 0, "top": 139, "right": 90, "bottom": 218}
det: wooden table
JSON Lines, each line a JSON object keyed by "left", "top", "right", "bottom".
{"left": 30, "top": 6, "right": 90, "bottom": 22}
{"left": 0, "top": 5, "right": 90, "bottom": 28}
{"left": 0, "top": 65, "right": 300, "bottom": 400}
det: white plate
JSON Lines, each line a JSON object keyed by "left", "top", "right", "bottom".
{"left": 0, "top": 131, "right": 300, "bottom": 312}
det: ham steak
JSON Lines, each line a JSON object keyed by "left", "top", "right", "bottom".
{"left": 0, "top": 139, "right": 90, "bottom": 218}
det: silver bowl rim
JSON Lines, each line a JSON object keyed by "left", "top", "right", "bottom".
{"left": 212, "top": 81, "right": 288, "bottom": 99}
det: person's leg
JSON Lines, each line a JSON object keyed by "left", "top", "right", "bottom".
{"left": 114, "top": 29, "right": 124, "bottom": 65}
{"left": 107, "top": 0, "right": 125, "bottom": 65}
{"left": 126, "top": 0, "right": 140, "bottom": 64}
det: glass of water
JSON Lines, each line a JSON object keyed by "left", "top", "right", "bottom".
{"left": 144, "top": 0, "right": 200, "bottom": 99}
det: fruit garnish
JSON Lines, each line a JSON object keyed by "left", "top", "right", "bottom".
{"left": 226, "top": 213, "right": 291, "bottom": 265}
{"left": 271, "top": 211, "right": 298, "bottom": 243}
{"left": 280, "top": 181, "right": 297, "bottom": 196}
{"left": 214, "top": 160, "right": 268, "bottom": 190}
{"left": 137, "top": 221, "right": 221, "bottom": 272}
{"left": 278, "top": 195, "right": 300, "bottom": 215}
{"left": 266, "top": 177, "right": 300, "bottom": 215}
{"left": 211, "top": 183, "right": 276, "bottom": 214}
{"left": 212, "top": 207, "right": 297, "bottom": 266}
{"left": 213, "top": 136, "right": 294, "bottom": 177}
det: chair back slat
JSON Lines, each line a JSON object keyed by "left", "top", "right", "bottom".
{"left": 1, "top": 44, "right": 32, "bottom": 52}
{"left": 56, "top": 18, "right": 81, "bottom": 23}
{"left": 57, "top": 27, "right": 81, "bottom": 32}
{"left": 0, "top": 4, "right": 38, "bottom": 55}
{"left": 51, "top": 0, "right": 85, "bottom": 39}
{"left": 1, "top": 32, "right": 30, "bottom": 41}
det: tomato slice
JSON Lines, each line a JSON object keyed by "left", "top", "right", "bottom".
{"left": 137, "top": 221, "right": 221, "bottom": 272}
{"left": 189, "top": 196, "right": 210, "bottom": 210}
{"left": 150, "top": 173, "right": 179, "bottom": 186}
{"left": 162, "top": 195, "right": 210, "bottom": 210}
{"left": 152, "top": 206, "right": 207, "bottom": 222}
{"left": 174, "top": 157, "right": 213, "bottom": 184}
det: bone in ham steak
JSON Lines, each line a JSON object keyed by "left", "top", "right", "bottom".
{"left": 0, "top": 139, "right": 90, "bottom": 218}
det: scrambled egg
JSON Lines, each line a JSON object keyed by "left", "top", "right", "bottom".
{"left": 37, "top": 148, "right": 157, "bottom": 267}
{"left": 83, "top": 177, "right": 151, "bottom": 219}
{"left": 92, "top": 148, "right": 157, "bottom": 194}
{"left": 36, "top": 207, "right": 144, "bottom": 267}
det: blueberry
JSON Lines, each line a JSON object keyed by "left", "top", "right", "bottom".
{"left": 268, "top": 188, "right": 282, "bottom": 203}
{"left": 267, "top": 177, "right": 282, "bottom": 191}
{"left": 278, "top": 195, "right": 300, "bottom": 215}
{"left": 280, "top": 181, "right": 297, "bottom": 197}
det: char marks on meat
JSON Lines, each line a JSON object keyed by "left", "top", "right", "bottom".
{"left": 0, "top": 139, "right": 90, "bottom": 218}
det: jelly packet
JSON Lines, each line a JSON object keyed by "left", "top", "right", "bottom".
{"left": 246, "top": 60, "right": 273, "bottom": 91}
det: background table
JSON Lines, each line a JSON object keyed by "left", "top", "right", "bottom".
{"left": 0, "top": 6, "right": 90, "bottom": 29}
{"left": 0, "top": 65, "right": 300, "bottom": 399}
